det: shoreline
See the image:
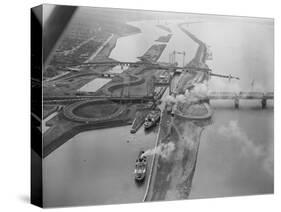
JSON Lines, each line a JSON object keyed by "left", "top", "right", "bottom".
{"left": 84, "top": 34, "right": 114, "bottom": 62}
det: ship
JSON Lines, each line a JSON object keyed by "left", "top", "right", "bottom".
{"left": 134, "top": 151, "right": 147, "bottom": 182}
{"left": 143, "top": 108, "right": 161, "bottom": 130}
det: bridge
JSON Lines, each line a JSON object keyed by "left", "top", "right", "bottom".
{"left": 60, "top": 60, "right": 242, "bottom": 82}
{"left": 207, "top": 91, "right": 274, "bottom": 108}
{"left": 62, "top": 60, "right": 241, "bottom": 81}
{"left": 79, "top": 62, "right": 211, "bottom": 71}
{"left": 64, "top": 61, "right": 153, "bottom": 68}
{"left": 43, "top": 95, "right": 155, "bottom": 104}
{"left": 61, "top": 60, "right": 210, "bottom": 71}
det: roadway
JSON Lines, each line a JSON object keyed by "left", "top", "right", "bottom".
{"left": 208, "top": 91, "right": 274, "bottom": 100}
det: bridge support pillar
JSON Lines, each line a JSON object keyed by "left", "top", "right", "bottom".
{"left": 234, "top": 98, "right": 239, "bottom": 109}
{"left": 261, "top": 98, "right": 267, "bottom": 109}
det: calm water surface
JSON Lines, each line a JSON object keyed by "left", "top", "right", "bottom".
{"left": 43, "top": 126, "right": 158, "bottom": 206}
{"left": 110, "top": 20, "right": 198, "bottom": 65}
{"left": 188, "top": 19, "right": 274, "bottom": 198}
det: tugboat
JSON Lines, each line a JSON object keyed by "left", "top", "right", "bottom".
{"left": 134, "top": 151, "right": 147, "bottom": 182}
{"left": 144, "top": 108, "right": 161, "bottom": 130}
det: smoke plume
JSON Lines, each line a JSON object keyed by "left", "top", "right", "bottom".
{"left": 218, "top": 120, "right": 273, "bottom": 176}
{"left": 218, "top": 120, "right": 262, "bottom": 156}
{"left": 165, "top": 80, "right": 209, "bottom": 105}
{"left": 142, "top": 142, "right": 175, "bottom": 160}
{"left": 208, "top": 78, "right": 240, "bottom": 92}
{"left": 190, "top": 80, "right": 209, "bottom": 96}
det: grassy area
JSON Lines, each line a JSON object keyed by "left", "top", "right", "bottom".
{"left": 43, "top": 103, "right": 138, "bottom": 157}
{"left": 90, "top": 35, "right": 118, "bottom": 62}
{"left": 138, "top": 44, "right": 167, "bottom": 63}
{"left": 43, "top": 65, "right": 110, "bottom": 97}
{"left": 73, "top": 102, "right": 121, "bottom": 118}
{"left": 43, "top": 105, "right": 57, "bottom": 119}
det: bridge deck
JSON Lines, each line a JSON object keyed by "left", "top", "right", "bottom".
{"left": 208, "top": 92, "right": 274, "bottom": 99}
{"left": 43, "top": 95, "right": 154, "bottom": 104}
{"left": 63, "top": 61, "right": 213, "bottom": 72}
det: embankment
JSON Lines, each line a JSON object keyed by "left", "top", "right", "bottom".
{"left": 175, "top": 23, "right": 209, "bottom": 93}
{"left": 138, "top": 44, "right": 167, "bottom": 63}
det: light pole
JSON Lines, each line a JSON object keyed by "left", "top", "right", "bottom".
{"left": 182, "top": 51, "right": 186, "bottom": 67}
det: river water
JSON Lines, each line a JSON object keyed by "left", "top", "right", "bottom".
{"left": 43, "top": 17, "right": 274, "bottom": 206}
{"left": 109, "top": 20, "right": 198, "bottom": 65}
{"left": 186, "top": 19, "right": 274, "bottom": 198}
{"left": 43, "top": 126, "right": 157, "bottom": 206}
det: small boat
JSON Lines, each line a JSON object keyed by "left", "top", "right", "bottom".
{"left": 134, "top": 151, "right": 147, "bottom": 182}
{"left": 130, "top": 129, "right": 136, "bottom": 134}
{"left": 144, "top": 109, "right": 161, "bottom": 130}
